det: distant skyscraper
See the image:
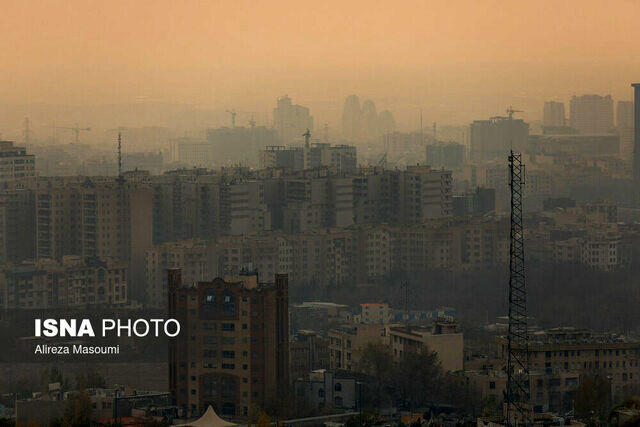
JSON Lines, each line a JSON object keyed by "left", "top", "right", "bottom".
{"left": 632, "top": 84, "right": 640, "bottom": 181}
{"left": 617, "top": 100, "right": 634, "bottom": 158}
{"left": 361, "top": 99, "right": 378, "bottom": 138}
{"left": 273, "top": 95, "right": 314, "bottom": 143}
{"left": 543, "top": 101, "right": 566, "bottom": 127}
{"left": 342, "top": 95, "right": 361, "bottom": 141}
{"left": 377, "top": 110, "right": 396, "bottom": 135}
{"left": 569, "top": 94, "right": 614, "bottom": 134}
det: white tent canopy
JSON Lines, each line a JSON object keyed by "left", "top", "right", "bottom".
{"left": 173, "top": 406, "right": 238, "bottom": 427}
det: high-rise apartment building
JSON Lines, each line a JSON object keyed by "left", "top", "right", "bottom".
{"left": 168, "top": 269, "right": 289, "bottom": 419}
{"left": 400, "top": 165, "right": 453, "bottom": 222}
{"left": 151, "top": 172, "right": 228, "bottom": 244}
{"left": 341, "top": 95, "right": 395, "bottom": 141}
{"left": 145, "top": 240, "right": 218, "bottom": 308}
{"left": 426, "top": 142, "right": 465, "bottom": 168}
{"left": 632, "top": 84, "right": 640, "bottom": 182}
{"left": 259, "top": 146, "right": 304, "bottom": 171}
{"left": 305, "top": 143, "right": 357, "bottom": 173}
{"left": 35, "top": 178, "right": 152, "bottom": 300}
{"left": 543, "top": 101, "right": 566, "bottom": 127}
{"left": 617, "top": 100, "right": 634, "bottom": 158}
{"left": 0, "top": 141, "right": 36, "bottom": 182}
{"left": 470, "top": 117, "right": 529, "bottom": 161}
{"left": 569, "top": 94, "right": 614, "bottom": 134}
{"left": 342, "top": 95, "right": 361, "bottom": 141}
{"left": 273, "top": 95, "right": 313, "bottom": 143}
{"left": 0, "top": 187, "right": 36, "bottom": 264}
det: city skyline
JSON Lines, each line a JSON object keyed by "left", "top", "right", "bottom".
{"left": 1, "top": 0, "right": 640, "bottom": 132}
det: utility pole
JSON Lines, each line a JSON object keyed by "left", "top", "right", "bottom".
{"left": 505, "top": 150, "right": 530, "bottom": 426}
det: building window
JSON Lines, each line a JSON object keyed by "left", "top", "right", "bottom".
{"left": 318, "top": 388, "right": 325, "bottom": 398}
{"left": 222, "top": 351, "right": 235, "bottom": 359}
{"left": 204, "top": 290, "right": 216, "bottom": 305}
{"left": 489, "top": 381, "right": 496, "bottom": 390}
{"left": 222, "top": 323, "right": 235, "bottom": 331}
{"left": 222, "top": 402, "right": 235, "bottom": 416}
{"left": 334, "top": 396, "right": 343, "bottom": 407}
{"left": 223, "top": 290, "right": 235, "bottom": 316}
{"left": 335, "top": 383, "right": 342, "bottom": 392}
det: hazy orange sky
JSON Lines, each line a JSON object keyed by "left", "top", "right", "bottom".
{"left": 2, "top": 0, "right": 640, "bottom": 128}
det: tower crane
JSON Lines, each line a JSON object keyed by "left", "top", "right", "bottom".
{"left": 226, "top": 110, "right": 237, "bottom": 128}
{"left": 45, "top": 123, "right": 91, "bottom": 144}
{"left": 506, "top": 106, "right": 523, "bottom": 120}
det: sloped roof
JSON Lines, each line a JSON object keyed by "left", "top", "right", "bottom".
{"left": 173, "top": 406, "right": 237, "bottom": 427}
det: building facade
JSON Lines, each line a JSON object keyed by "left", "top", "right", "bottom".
{"left": 168, "top": 270, "right": 289, "bottom": 419}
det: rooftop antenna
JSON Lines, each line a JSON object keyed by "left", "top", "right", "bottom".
{"left": 433, "top": 122, "right": 437, "bottom": 141}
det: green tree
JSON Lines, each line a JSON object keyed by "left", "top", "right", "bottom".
{"left": 75, "top": 368, "right": 106, "bottom": 389}
{"left": 393, "top": 350, "right": 442, "bottom": 410}
{"left": 574, "top": 375, "right": 611, "bottom": 426}
{"left": 355, "top": 343, "right": 395, "bottom": 407}
{"left": 62, "top": 389, "right": 93, "bottom": 427}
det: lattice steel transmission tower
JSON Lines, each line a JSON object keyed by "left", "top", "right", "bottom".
{"left": 505, "top": 150, "right": 530, "bottom": 425}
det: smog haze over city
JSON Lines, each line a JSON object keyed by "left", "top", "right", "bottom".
{"left": 2, "top": 1, "right": 640, "bottom": 426}
{"left": 1, "top": 0, "right": 640, "bottom": 132}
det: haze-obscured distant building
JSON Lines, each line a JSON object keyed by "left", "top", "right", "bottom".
{"left": 426, "top": 142, "right": 465, "bottom": 167}
{"left": 529, "top": 134, "right": 619, "bottom": 156}
{"left": 34, "top": 178, "right": 152, "bottom": 300}
{"left": 259, "top": 146, "right": 304, "bottom": 170}
{"left": 342, "top": 95, "right": 395, "bottom": 141}
{"left": 0, "top": 141, "right": 36, "bottom": 182}
{"left": 206, "top": 126, "right": 280, "bottom": 166}
{"left": 342, "top": 95, "right": 361, "bottom": 141}
{"left": 273, "top": 95, "right": 314, "bottom": 143}
{"left": 123, "top": 152, "right": 163, "bottom": 174}
{"left": 543, "top": 101, "right": 566, "bottom": 127}
{"left": 0, "top": 187, "right": 35, "bottom": 264}
{"left": 470, "top": 117, "right": 529, "bottom": 161}
{"left": 305, "top": 143, "right": 357, "bottom": 172}
{"left": 570, "top": 94, "right": 614, "bottom": 134}
{"left": 617, "top": 100, "right": 634, "bottom": 157}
